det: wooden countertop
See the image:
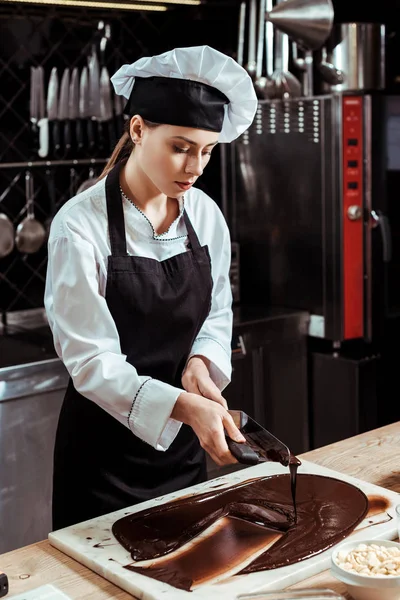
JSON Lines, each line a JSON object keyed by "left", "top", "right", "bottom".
{"left": 2, "top": 422, "right": 400, "bottom": 599}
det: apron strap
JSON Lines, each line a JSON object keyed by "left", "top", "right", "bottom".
{"left": 183, "top": 210, "right": 201, "bottom": 251}
{"left": 105, "top": 161, "right": 128, "bottom": 257}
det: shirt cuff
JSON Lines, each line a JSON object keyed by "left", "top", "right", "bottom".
{"left": 189, "top": 337, "right": 232, "bottom": 391}
{"left": 128, "top": 378, "right": 183, "bottom": 451}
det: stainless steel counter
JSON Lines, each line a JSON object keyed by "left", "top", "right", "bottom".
{"left": 0, "top": 358, "right": 69, "bottom": 554}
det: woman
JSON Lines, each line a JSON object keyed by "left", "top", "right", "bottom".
{"left": 45, "top": 45, "right": 258, "bottom": 530}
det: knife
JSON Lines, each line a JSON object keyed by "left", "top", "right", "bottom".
{"left": 46, "top": 67, "right": 59, "bottom": 157}
{"left": 113, "top": 91, "right": 125, "bottom": 138}
{"left": 88, "top": 46, "right": 101, "bottom": 152}
{"left": 36, "top": 66, "right": 49, "bottom": 158}
{"left": 29, "top": 67, "right": 39, "bottom": 154}
{"left": 227, "top": 410, "right": 291, "bottom": 466}
{"left": 58, "top": 68, "right": 70, "bottom": 155}
{"left": 68, "top": 67, "right": 80, "bottom": 154}
{"left": 99, "top": 66, "right": 116, "bottom": 153}
{"left": 78, "top": 66, "right": 90, "bottom": 152}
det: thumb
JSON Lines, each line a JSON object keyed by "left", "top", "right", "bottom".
{"left": 223, "top": 413, "right": 246, "bottom": 443}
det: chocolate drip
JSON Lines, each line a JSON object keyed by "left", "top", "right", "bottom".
{"left": 289, "top": 453, "right": 301, "bottom": 521}
{"left": 113, "top": 474, "right": 368, "bottom": 591}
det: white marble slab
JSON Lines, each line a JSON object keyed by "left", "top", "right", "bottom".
{"left": 48, "top": 460, "right": 400, "bottom": 600}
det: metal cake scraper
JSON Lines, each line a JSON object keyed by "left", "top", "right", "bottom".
{"left": 227, "top": 410, "right": 291, "bottom": 467}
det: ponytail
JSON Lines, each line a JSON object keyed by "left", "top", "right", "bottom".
{"left": 98, "top": 118, "right": 161, "bottom": 181}
{"left": 98, "top": 124, "right": 133, "bottom": 180}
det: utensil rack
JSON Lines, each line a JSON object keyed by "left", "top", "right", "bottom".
{"left": 0, "top": 158, "right": 108, "bottom": 169}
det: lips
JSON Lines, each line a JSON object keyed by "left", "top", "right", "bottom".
{"left": 175, "top": 181, "right": 194, "bottom": 191}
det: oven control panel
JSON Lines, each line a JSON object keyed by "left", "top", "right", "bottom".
{"left": 342, "top": 95, "right": 364, "bottom": 340}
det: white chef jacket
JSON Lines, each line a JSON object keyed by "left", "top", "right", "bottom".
{"left": 44, "top": 176, "right": 233, "bottom": 452}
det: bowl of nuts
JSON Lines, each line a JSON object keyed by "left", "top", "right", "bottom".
{"left": 331, "top": 539, "right": 400, "bottom": 600}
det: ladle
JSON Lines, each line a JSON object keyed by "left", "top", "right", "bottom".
{"left": 253, "top": 0, "right": 275, "bottom": 98}
{"left": 15, "top": 171, "right": 46, "bottom": 254}
{"left": 0, "top": 172, "right": 20, "bottom": 259}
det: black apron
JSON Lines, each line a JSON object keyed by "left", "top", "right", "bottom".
{"left": 52, "top": 161, "right": 213, "bottom": 530}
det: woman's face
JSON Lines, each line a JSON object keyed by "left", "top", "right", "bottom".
{"left": 134, "top": 121, "right": 219, "bottom": 198}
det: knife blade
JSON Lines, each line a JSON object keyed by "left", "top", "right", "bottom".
{"left": 227, "top": 410, "right": 291, "bottom": 466}
{"left": 78, "top": 66, "right": 89, "bottom": 152}
{"left": 88, "top": 47, "right": 101, "bottom": 117}
{"left": 68, "top": 67, "right": 79, "bottom": 153}
{"left": 29, "top": 66, "right": 39, "bottom": 154}
{"left": 36, "top": 66, "right": 49, "bottom": 158}
{"left": 99, "top": 66, "right": 116, "bottom": 152}
{"left": 46, "top": 67, "right": 59, "bottom": 157}
{"left": 58, "top": 68, "right": 70, "bottom": 154}
{"left": 88, "top": 47, "right": 102, "bottom": 151}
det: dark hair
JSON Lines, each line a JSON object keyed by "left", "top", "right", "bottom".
{"left": 99, "top": 119, "right": 161, "bottom": 180}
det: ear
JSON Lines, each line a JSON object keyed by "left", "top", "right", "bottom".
{"left": 130, "top": 115, "right": 145, "bottom": 144}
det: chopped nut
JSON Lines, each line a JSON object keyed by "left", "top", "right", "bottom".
{"left": 335, "top": 543, "right": 400, "bottom": 577}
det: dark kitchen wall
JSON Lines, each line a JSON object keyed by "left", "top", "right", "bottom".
{"left": 1, "top": 0, "right": 400, "bottom": 314}
{"left": 0, "top": 1, "right": 240, "bottom": 314}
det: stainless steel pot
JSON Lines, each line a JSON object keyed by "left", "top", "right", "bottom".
{"left": 323, "top": 23, "right": 386, "bottom": 92}
{"left": 0, "top": 173, "right": 20, "bottom": 259}
{"left": 15, "top": 171, "right": 46, "bottom": 254}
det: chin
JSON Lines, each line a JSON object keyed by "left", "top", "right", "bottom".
{"left": 167, "top": 189, "right": 183, "bottom": 199}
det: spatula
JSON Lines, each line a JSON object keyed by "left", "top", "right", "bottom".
{"left": 227, "top": 410, "right": 291, "bottom": 467}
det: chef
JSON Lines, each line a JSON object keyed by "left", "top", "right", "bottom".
{"left": 44, "top": 45, "right": 258, "bottom": 530}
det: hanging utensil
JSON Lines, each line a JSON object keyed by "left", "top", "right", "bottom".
{"left": 47, "top": 67, "right": 59, "bottom": 158}
{"left": 58, "top": 68, "right": 70, "bottom": 155}
{"left": 29, "top": 67, "right": 39, "bottom": 155}
{"left": 78, "top": 66, "right": 90, "bottom": 152}
{"left": 292, "top": 43, "right": 315, "bottom": 96}
{"left": 254, "top": 0, "right": 275, "bottom": 98}
{"left": 0, "top": 173, "right": 20, "bottom": 259}
{"left": 237, "top": 1, "right": 246, "bottom": 67}
{"left": 98, "top": 20, "right": 111, "bottom": 68}
{"left": 271, "top": 0, "right": 302, "bottom": 99}
{"left": 68, "top": 67, "right": 80, "bottom": 154}
{"left": 246, "top": 0, "right": 258, "bottom": 78}
{"left": 88, "top": 46, "right": 102, "bottom": 152}
{"left": 100, "top": 66, "right": 116, "bottom": 153}
{"left": 36, "top": 66, "right": 49, "bottom": 158}
{"left": 265, "top": 0, "right": 274, "bottom": 80}
{"left": 15, "top": 171, "right": 46, "bottom": 254}
{"left": 266, "top": 0, "right": 334, "bottom": 51}
{"left": 317, "top": 45, "right": 345, "bottom": 86}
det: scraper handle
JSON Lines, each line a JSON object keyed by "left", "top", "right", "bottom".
{"left": 227, "top": 438, "right": 260, "bottom": 465}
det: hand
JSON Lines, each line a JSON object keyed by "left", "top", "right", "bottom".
{"left": 171, "top": 391, "right": 246, "bottom": 466}
{"left": 182, "top": 355, "right": 227, "bottom": 409}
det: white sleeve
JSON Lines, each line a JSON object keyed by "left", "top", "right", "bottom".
{"left": 44, "top": 233, "right": 182, "bottom": 451}
{"left": 188, "top": 218, "right": 233, "bottom": 391}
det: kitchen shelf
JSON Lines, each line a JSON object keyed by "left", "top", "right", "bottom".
{"left": 0, "top": 158, "right": 108, "bottom": 169}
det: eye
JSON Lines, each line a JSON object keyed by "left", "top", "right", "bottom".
{"left": 202, "top": 151, "right": 212, "bottom": 156}
{"left": 173, "top": 145, "right": 189, "bottom": 154}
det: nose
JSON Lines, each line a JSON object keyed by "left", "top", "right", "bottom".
{"left": 185, "top": 154, "right": 203, "bottom": 177}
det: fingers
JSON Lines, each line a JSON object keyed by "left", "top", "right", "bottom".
{"left": 177, "top": 391, "right": 245, "bottom": 467}
{"left": 199, "top": 412, "right": 246, "bottom": 467}
{"left": 202, "top": 424, "right": 237, "bottom": 466}
{"left": 182, "top": 366, "right": 228, "bottom": 409}
{"left": 223, "top": 412, "right": 247, "bottom": 444}
{"left": 198, "top": 380, "right": 228, "bottom": 409}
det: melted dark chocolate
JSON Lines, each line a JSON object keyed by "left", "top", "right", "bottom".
{"left": 367, "top": 495, "right": 390, "bottom": 516}
{"left": 112, "top": 473, "right": 368, "bottom": 591}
